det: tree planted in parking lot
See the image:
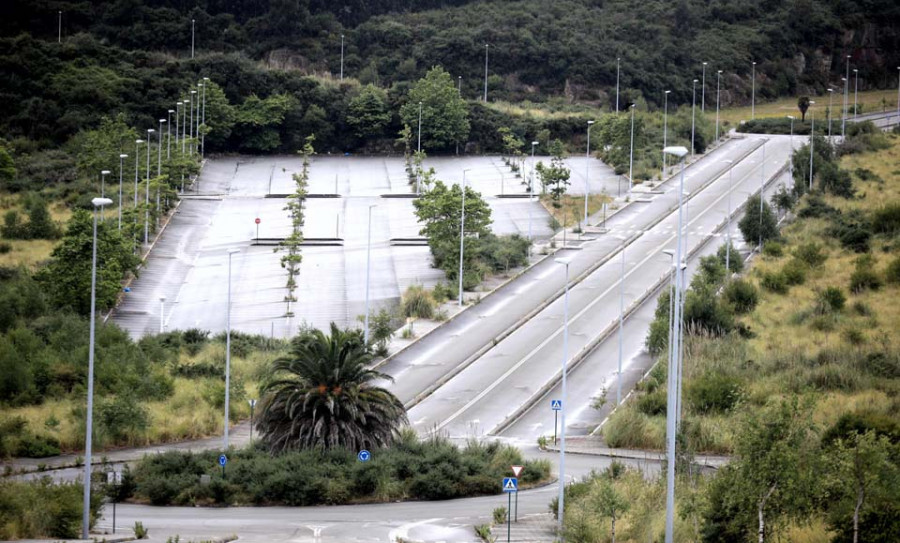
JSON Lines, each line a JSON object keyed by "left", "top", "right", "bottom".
{"left": 400, "top": 66, "right": 470, "bottom": 150}
{"left": 413, "top": 179, "right": 492, "bottom": 274}
{"left": 256, "top": 323, "right": 407, "bottom": 451}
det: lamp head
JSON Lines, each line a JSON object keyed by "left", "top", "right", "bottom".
{"left": 587, "top": 120, "right": 595, "bottom": 125}
{"left": 120, "top": 154, "right": 128, "bottom": 158}
{"left": 703, "top": 61, "right": 708, "bottom": 66}
{"left": 554, "top": 257, "right": 573, "bottom": 266}
{"left": 717, "top": 70, "right": 722, "bottom": 74}
{"left": 203, "top": 77, "right": 209, "bottom": 81}
{"left": 663, "top": 146, "right": 689, "bottom": 158}
{"left": 168, "top": 109, "right": 175, "bottom": 113}
{"left": 227, "top": 248, "right": 240, "bottom": 255}
{"left": 92, "top": 197, "right": 113, "bottom": 207}
{"left": 101, "top": 170, "right": 111, "bottom": 175}
{"left": 160, "top": 119, "right": 166, "bottom": 123}
{"left": 160, "top": 296, "right": 166, "bottom": 302}
{"left": 664, "top": 90, "right": 671, "bottom": 94}
{"left": 147, "top": 129, "right": 155, "bottom": 134}
{"left": 531, "top": 141, "right": 539, "bottom": 146}
{"left": 693, "top": 79, "right": 698, "bottom": 83}
{"left": 191, "top": 90, "right": 197, "bottom": 94}
{"left": 136, "top": 139, "right": 144, "bottom": 144}
{"left": 787, "top": 115, "right": 794, "bottom": 120}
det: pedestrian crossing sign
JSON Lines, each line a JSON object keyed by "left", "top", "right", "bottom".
{"left": 551, "top": 399, "right": 562, "bottom": 411}
{"left": 502, "top": 477, "right": 518, "bottom": 492}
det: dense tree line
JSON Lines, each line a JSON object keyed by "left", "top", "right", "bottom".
{"left": 3, "top": 0, "right": 897, "bottom": 110}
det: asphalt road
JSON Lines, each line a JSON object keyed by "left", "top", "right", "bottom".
{"left": 378, "top": 136, "right": 776, "bottom": 409}
{"left": 401, "top": 134, "right": 794, "bottom": 439}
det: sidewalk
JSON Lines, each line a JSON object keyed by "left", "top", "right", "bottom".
{"left": 3, "top": 422, "right": 251, "bottom": 475}
{"left": 507, "top": 513, "right": 558, "bottom": 542}
{"left": 542, "top": 435, "right": 729, "bottom": 468}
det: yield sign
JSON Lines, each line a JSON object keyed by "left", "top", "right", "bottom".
{"left": 511, "top": 465, "right": 524, "bottom": 477}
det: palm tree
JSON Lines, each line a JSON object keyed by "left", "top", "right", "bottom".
{"left": 256, "top": 323, "right": 407, "bottom": 452}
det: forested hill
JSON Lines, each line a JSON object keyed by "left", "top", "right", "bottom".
{"left": 4, "top": 0, "right": 899, "bottom": 108}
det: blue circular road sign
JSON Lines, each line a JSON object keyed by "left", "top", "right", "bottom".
{"left": 358, "top": 450, "right": 371, "bottom": 462}
{"left": 218, "top": 454, "right": 227, "bottom": 467}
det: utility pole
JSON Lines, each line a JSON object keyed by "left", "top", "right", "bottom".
{"left": 483, "top": 44, "right": 489, "bottom": 102}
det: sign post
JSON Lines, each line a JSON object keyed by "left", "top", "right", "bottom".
{"left": 106, "top": 471, "right": 121, "bottom": 533}
{"left": 218, "top": 454, "right": 227, "bottom": 478}
{"left": 255, "top": 217, "right": 261, "bottom": 244}
{"left": 248, "top": 399, "right": 257, "bottom": 443}
{"left": 502, "top": 477, "right": 518, "bottom": 542}
{"left": 511, "top": 466, "right": 523, "bottom": 522}
{"left": 551, "top": 400, "right": 562, "bottom": 444}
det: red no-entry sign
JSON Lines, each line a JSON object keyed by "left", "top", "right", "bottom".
{"left": 255, "top": 217, "right": 261, "bottom": 224}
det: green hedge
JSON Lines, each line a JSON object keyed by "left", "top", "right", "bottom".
{"left": 0, "top": 478, "right": 101, "bottom": 539}
{"left": 130, "top": 432, "right": 551, "bottom": 506}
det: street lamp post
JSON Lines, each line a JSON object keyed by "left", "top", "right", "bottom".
{"left": 528, "top": 141, "right": 538, "bottom": 246}
{"left": 759, "top": 141, "right": 766, "bottom": 251}
{"left": 751, "top": 61, "right": 756, "bottom": 120}
{"left": 459, "top": 169, "right": 471, "bottom": 307}
{"left": 167, "top": 110, "right": 174, "bottom": 159}
{"left": 81, "top": 196, "right": 113, "bottom": 540}
{"left": 628, "top": 104, "right": 636, "bottom": 193}
{"left": 190, "top": 90, "right": 197, "bottom": 155}
{"left": 701, "top": 62, "right": 707, "bottom": 112}
{"left": 715, "top": 70, "right": 722, "bottom": 142}
{"left": 157, "top": 119, "right": 165, "bottom": 177}
{"left": 553, "top": 256, "right": 573, "bottom": 537}
{"left": 201, "top": 78, "right": 209, "bottom": 158}
{"left": 843, "top": 55, "right": 850, "bottom": 141}
{"left": 723, "top": 160, "right": 734, "bottom": 275}
{"left": 615, "top": 57, "right": 621, "bottom": 112}
{"left": 585, "top": 120, "right": 595, "bottom": 230}
{"left": 809, "top": 102, "right": 816, "bottom": 192}
{"left": 364, "top": 205, "right": 376, "bottom": 344}
{"left": 58, "top": 11, "right": 62, "bottom": 43}
{"left": 662, "top": 90, "right": 671, "bottom": 179}
{"left": 175, "top": 102, "right": 181, "bottom": 150}
{"left": 483, "top": 44, "right": 489, "bottom": 102}
{"left": 100, "top": 171, "right": 111, "bottom": 222}
{"left": 853, "top": 69, "right": 859, "bottom": 120}
{"left": 182, "top": 95, "right": 188, "bottom": 154}
{"left": 661, "top": 146, "right": 688, "bottom": 543}
{"left": 118, "top": 154, "right": 127, "bottom": 231}
{"left": 787, "top": 116, "right": 795, "bottom": 179}
{"left": 340, "top": 34, "right": 344, "bottom": 82}
{"left": 616, "top": 241, "right": 625, "bottom": 405}
{"left": 144, "top": 129, "right": 154, "bottom": 244}
{"left": 224, "top": 248, "right": 240, "bottom": 449}
{"left": 134, "top": 140, "right": 143, "bottom": 214}
{"left": 691, "top": 79, "right": 698, "bottom": 158}
{"left": 191, "top": 19, "right": 195, "bottom": 59}
{"left": 827, "top": 88, "right": 834, "bottom": 140}
{"left": 416, "top": 101, "right": 423, "bottom": 194}
{"left": 159, "top": 296, "right": 166, "bottom": 333}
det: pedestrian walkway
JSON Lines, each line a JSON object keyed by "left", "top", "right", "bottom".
{"left": 508, "top": 512, "right": 558, "bottom": 542}
{"left": 4, "top": 422, "right": 251, "bottom": 475}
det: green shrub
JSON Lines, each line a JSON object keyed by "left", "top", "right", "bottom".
{"left": 760, "top": 270, "right": 789, "bottom": 294}
{"left": 781, "top": 258, "right": 807, "bottom": 286}
{"left": 849, "top": 254, "right": 882, "bottom": 293}
{"left": 722, "top": 279, "right": 759, "bottom": 314}
{"left": 821, "top": 411, "right": 900, "bottom": 446}
{"left": 0, "top": 479, "right": 101, "bottom": 539}
{"left": 0, "top": 242, "right": 10, "bottom": 254}
{"left": 793, "top": 242, "right": 828, "bottom": 267}
{"left": 762, "top": 241, "right": 784, "bottom": 257}
{"left": 717, "top": 242, "right": 743, "bottom": 273}
{"left": 798, "top": 193, "right": 840, "bottom": 219}
{"left": 687, "top": 373, "right": 742, "bottom": 414}
{"left": 871, "top": 203, "right": 900, "bottom": 236}
{"left": 402, "top": 284, "right": 435, "bottom": 319}
{"left": 829, "top": 210, "right": 873, "bottom": 253}
{"left": 96, "top": 395, "right": 149, "bottom": 446}
{"left": 815, "top": 286, "right": 846, "bottom": 314}
{"left": 636, "top": 388, "right": 667, "bottom": 416}
{"left": 886, "top": 256, "right": 900, "bottom": 284}
{"left": 493, "top": 506, "right": 507, "bottom": 524}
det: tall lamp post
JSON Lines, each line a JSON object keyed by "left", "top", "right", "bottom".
{"left": 808, "top": 102, "right": 816, "bottom": 192}
{"left": 167, "top": 110, "right": 174, "bottom": 159}
{"left": 723, "top": 159, "right": 735, "bottom": 275}
{"left": 701, "top": 62, "right": 707, "bottom": 112}
{"left": 81, "top": 196, "right": 113, "bottom": 540}
{"left": 615, "top": 57, "right": 621, "bottom": 112}
{"left": 416, "top": 101, "right": 423, "bottom": 195}
{"left": 117, "top": 154, "right": 127, "bottom": 231}
{"left": 751, "top": 61, "right": 756, "bottom": 120}
{"left": 99, "top": 171, "right": 111, "bottom": 221}
{"left": 191, "top": 19, "right": 195, "bottom": 59}
{"left": 853, "top": 69, "right": 859, "bottom": 120}
{"left": 615, "top": 239, "right": 626, "bottom": 405}
{"left": 585, "top": 120, "right": 595, "bottom": 230}
{"left": 159, "top": 296, "right": 167, "bottom": 333}
{"left": 144, "top": 129, "right": 155, "bottom": 244}
{"left": 691, "top": 79, "right": 698, "bottom": 158}
{"left": 628, "top": 104, "right": 636, "bottom": 193}
{"left": 827, "top": 88, "right": 834, "bottom": 140}
{"left": 224, "top": 248, "right": 240, "bottom": 449}
{"left": 528, "top": 141, "right": 538, "bottom": 244}
{"left": 715, "top": 70, "right": 722, "bottom": 143}
{"left": 483, "top": 44, "right": 489, "bottom": 102}
{"left": 458, "top": 169, "right": 471, "bottom": 307}
{"left": 758, "top": 141, "right": 767, "bottom": 251}
{"left": 201, "top": 78, "right": 209, "bottom": 158}
{"left": 661, "top": 146, "right": 688, "bottom": 543}
{"left": 553, "top": 256, "right": 573, "bottom": 537}
{"left": 787, "top": 116, "right": 795, "bottom": 179}
{"left": 842, "top": 55, "right": 850, "bottom": 141}
{"left": 133, "top": 140, "right": 143, "bottom": 215}
{"left": 340, "top": 34, "right": 344, "bottom": 81}
{"left": 662, "top": 90, "right": 671, "bottom": 180}
{"left": 364, "top": 205, "right": 376, "bottom": 344}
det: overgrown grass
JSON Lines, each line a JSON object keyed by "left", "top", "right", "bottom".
{"left": 0, "top": 194, "right": 71, "bottom": 269}
{"left": 0, "top": 478, "right": 101, "bottom": 539}
{"left": 539, "top": 193, "right": 614, "bottom": 230}
{"left": 603, "top": 133, "right": 900, "bottom": 455}
{"left": 716, "top": 89, "right": 898, "bottom": 126}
